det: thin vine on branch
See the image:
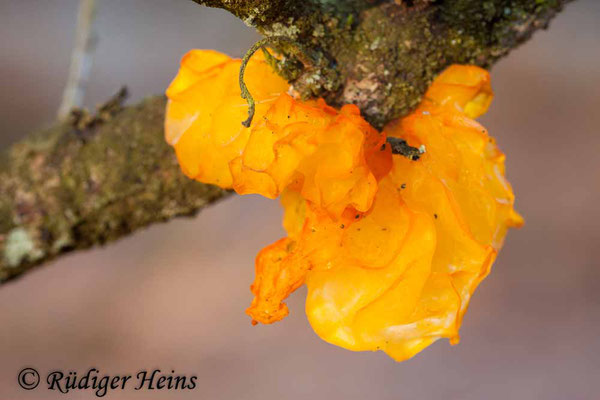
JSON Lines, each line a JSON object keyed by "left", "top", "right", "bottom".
{"left": 0, "top": 0, "right": 573, "bottom": 283}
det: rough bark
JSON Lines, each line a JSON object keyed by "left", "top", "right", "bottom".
{"left": 193, "top": 0, "right": 573, "bottom": 128}
{"left": 0, "top": 96, "right": 229, "bottom": 282}
{"left": 0, "top": 0, "right": 574, "bottom": 283}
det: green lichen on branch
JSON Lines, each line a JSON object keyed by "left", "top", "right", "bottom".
{"left": 0, "top": 0, "right": 573, "bottom": 283}
{"left": 192, "top": 0, "right": 573, "bottom": 128}
{"left": 0, "top": 96, "right": 230, "bottom": 282}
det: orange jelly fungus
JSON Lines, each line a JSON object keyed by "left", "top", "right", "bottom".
{"left": 165, "top": 51, "right": 522, "bottom": 361}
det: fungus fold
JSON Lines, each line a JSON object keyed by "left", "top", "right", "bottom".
{"left": 165, "top": 50, "right": 522, "bottom": 361}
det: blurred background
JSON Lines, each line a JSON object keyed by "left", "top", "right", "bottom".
{"left": 0, "top": 0, "right": 599, "bottom": 398}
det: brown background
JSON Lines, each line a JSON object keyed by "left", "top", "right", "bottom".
{"left": 0, "top": 1, "right": 599, "bottom": 399}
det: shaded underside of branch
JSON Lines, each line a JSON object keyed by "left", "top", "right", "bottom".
{"left": 0, "top": 97, "right": 230, "bottom": 282}
{"left": 194, "top": 0, "right": 573, "bottom": 128}
{"left": 0, "top": 0, "right": 574, "bottom": 283}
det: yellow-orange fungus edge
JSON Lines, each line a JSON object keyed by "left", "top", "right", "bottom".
{"left": 165, "top": 52, "right": 522, "bottom": 362}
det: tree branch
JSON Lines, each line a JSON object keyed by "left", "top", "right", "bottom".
{"left": 57, "top": 0, "right": 99, "bottom": 120}
{"left": 0, "top": 0, "right": 574, "bottom": 283}
{"left": 196, "top": 0, "right": 573, "bottom": 128}
{"left": 0, "top": 96, "right": 230, "bottom": 283}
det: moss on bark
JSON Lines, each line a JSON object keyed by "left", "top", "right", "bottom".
{"left": 0, "top": 97, "right": 229, "bottom": 282}
{"left": 0, "top": 0, "right": 573, "bottom": 283}
{"left": 194, "top": 0, "right": 572, "bottom": 128}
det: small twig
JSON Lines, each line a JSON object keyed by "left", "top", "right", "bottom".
{"left": 239, "top": 37, "right": 312, "bottom": 127}
{"left": 386, "top": 137, "right": 424, "bottom": 161}
{"left": 69, "top": 86, "right": 129, "bottom": 134}
{"left": 57, "top": 0, "right": 98, "bottom": 120}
